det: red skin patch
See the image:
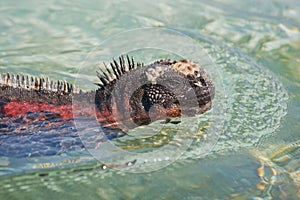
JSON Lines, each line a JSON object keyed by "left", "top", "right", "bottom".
{"left": 1, "top": 99, "right": 183, "bottom": 132}
{"left": 3, "top": 100, "right": 74, "bottom": 119}
{"left": 2, "top": 99, "right": 116, "bottom": 126}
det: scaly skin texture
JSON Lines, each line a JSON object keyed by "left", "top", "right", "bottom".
{"left": 0, "top": 55, "right": 214, "bottom": 131}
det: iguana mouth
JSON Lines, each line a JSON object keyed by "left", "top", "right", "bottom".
{"left": 0, "top": 55, "right": 214, "bottom": 131}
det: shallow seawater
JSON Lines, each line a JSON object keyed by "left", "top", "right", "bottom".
{"left": 0, "top": 0, "right": 300, "bottom": 199}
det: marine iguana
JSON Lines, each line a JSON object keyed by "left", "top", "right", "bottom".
{"left": 0, "top": 55, "right": 214, "bottom": 132}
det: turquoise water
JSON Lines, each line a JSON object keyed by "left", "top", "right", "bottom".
{"left": 1, "top": 0, "right": 300, "bottom": 199}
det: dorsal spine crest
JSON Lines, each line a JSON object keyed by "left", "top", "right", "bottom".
{"left": 0, "top": 73, "right": 80, "bottom": 94}
{"left": 97, "top": 55, "right": 140, "bottom": 86}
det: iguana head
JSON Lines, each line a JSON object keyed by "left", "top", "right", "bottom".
{"left": 95, "top": 55, "right": 214, "bottom": 127}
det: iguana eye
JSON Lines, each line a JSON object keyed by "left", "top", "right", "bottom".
{"left": 199, "top": 76, "right": 207, "bottom": 87}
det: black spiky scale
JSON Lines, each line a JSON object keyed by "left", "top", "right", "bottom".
{"left": 119, "top": 55, "right": 126, "bottom": 74}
